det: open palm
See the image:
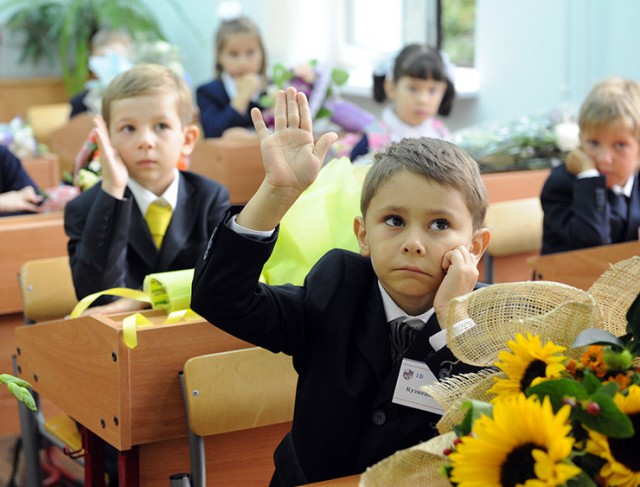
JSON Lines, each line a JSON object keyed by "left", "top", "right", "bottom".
{"left": 251, "top": 87, "right": 336, "bottom": 194}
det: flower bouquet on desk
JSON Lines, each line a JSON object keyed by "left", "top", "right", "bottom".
{"left": 361, "top": 256, "right": 640, "bottom": 487}
{"left": 0, "top": 116, "right": 42, "bottom": 158}
{"left": 260, "top": 60, "right": 374, "bottom": 133}
{"left": 451, "top": 109, "right": 579, "bottom": 173}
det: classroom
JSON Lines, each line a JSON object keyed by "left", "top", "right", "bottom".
{"left": 2, "top": 0, "right": 640, "bottom": 485}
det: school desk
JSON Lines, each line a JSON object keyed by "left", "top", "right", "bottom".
{"left": 0, "top": 212, "right": 67, "bottom": 314}
{"left": 14, "top": 309, "right": 291, "bottom": 486}
{"left": 530, "top": 240, "right": 640, "bottom": 291}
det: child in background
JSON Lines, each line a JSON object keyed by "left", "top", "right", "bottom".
{"left": 350, "top": 44, "right": 456, "bottom": 162}
{"left": 0, "top": 145, "right": 43, "bottom": 215}
{"left": 191, "top": 87, "right": 491, "bottom": 485}
{"left": 69, "top": 29, "right": 134, "bottom": 118}
{"left": 540, "top": 77, "right": 640, "bottom": 254}
{"left": 196, "top": 3, "right": 267, "bottom": 139}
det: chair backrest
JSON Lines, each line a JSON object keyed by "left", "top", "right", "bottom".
{"left": 49, "top": 112, "right": 94, "bottom": 176}
{"left": 26, "top": 103, "right": 72, "bottom": 148}
{"left": 182, "top": 347, "right": 297, "bottom": 437}
{"left": 19, "top": 256, "right": 77, "bottom": 323}
{"left": 484, "top": 197, "right": 543, "bottom": 257}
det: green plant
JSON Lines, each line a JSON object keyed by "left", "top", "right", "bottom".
{"left": 0, "top": 0, "right": 190, "bottom": 95}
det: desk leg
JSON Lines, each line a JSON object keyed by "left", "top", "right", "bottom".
{"left": 83, "top": 428, "right": 106, "bottom": 487}
{"left": 119, "top": 446, "right": 140, "bottom": 487}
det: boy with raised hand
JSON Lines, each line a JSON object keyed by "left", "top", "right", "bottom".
{"left": 191, "top": 87, "right": 490, "bottom": 486}
{"left": 65, "top": 63, "right": 230, "bottom": 314}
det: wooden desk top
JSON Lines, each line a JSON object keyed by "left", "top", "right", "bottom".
{"left": 15, "top": 310, "right": 252, "bottom": 450}
{"left": 531, "top": 240, "right": 640, "bottom": 291}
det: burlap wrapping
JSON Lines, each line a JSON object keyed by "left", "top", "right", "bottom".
{"left": 359, "top": 432, "right": 456, "bottom": 487}
{"left": 360, "top": 256, "right": 640, "bottom": 486}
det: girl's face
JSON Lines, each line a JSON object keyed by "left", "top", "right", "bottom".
{"left": 386, "top": 76, "right": 447, "bottom": 126}
{"left": 217, "top": 32, "right": 263, "bottom": 78}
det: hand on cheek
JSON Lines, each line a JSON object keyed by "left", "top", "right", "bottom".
{"left": 434, "top": 245, "right": 479, "bottom": 324}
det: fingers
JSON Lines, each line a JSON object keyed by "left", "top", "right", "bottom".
{"left": 273, "top": 90, "right": 287, "bottom": 131}
{"left": 251, "top": 107, "right": 269, "bottom": 139}
{"left": 314, "top": 131, "right": 338, "bottom": 161}
{"left": 441, "top": 245, "right": 474, "bottom": 271}
{"left": 286, "top": 88, "right": 300, "bottom": 128}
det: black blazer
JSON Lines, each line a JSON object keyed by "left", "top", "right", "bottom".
{"left": 196, "top": 79, "right": 262, "bottom": 138}
{"left": 191, "top": 208, "right": 482, "bottom": 486}
{"left": 65, "top": 171, "right": 229, "bottom": 302}
{"left": 541, "top": 164, "right": 640, "bottom": 254}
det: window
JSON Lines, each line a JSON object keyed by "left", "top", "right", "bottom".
{"left": 336, "top": 0, "right": 476, "bottom": 95}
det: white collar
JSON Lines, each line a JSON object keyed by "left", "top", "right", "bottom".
{"left": 381, "top": 104, "right": 439, "bottom": 142}
{"left": 127, "top": 168, "right": 180, "bottom": 216}
{"left": 611, "top": 173, "right": 635, "bottom": 198}
{"left": 377, "top": 281, "right": 435, "bottom": 324}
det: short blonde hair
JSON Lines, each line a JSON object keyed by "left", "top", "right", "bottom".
{"left": 361, "top": 137, "right": 488, "bottom": 231}
{"left": 102, "top": 63, "right": 193, "bottom": 127}
{"left": 579, "top": 77, "right": 640, "bottom": 139}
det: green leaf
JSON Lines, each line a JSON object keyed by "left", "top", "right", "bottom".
{"left": 582, "top": 372, "right": 601, "bottom": 395}
{"left": 575, "top": 393, "right": 634, "bottom": 438}
{"left": 565, "top": 470, "right": 597, "bottom": 487}
{"left": 597, "top": 381, "right": 620, "bottom": 398}
{"left": 315, "top": 107, "right": 332, "bottom": 119}
{"left": 331, "top": 68, "right": 349, "bottom": 87}
{"left": 7, "top": 382, "right": 37, "bottom": 412}
{"left": 572, "top": 329, "right": 624, "bottom": 349}
{"left": 527, "top": 378, "right": 588, "bottom": 411}
{"left": 456, "top": 400, "right": 493, "bottom": 436}
{"left": 0, "top": 373, "right": 32, "bottom": 389}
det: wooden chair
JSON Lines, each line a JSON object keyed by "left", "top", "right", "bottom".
{"left": 16, "top": 256, "right": 82, "bottom": 486}
{"left": 49, "top": 112, "right": 94, "bottom": 176}
{"left": 175, "top": 347, "right": 297, "bottom": 486}
{"left": 482, "top": 197, "right": 543, "bottom": 283}
{"left": 26, "top": 103, "right": 72, "bottom": 148}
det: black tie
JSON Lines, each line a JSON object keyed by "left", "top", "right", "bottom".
{"left": 609, "top": 191, "right": 628, "bottom": 242}
{"left": 389, "top": 317, "right": 425, "bottom": 363}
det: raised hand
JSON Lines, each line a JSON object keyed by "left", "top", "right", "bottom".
{"left": 93, "top": 115, "right": 129, "bottom": 199}
{"left": 237, "top": 87, "right": 337, "bottom": 231}
{"left": 252, "top": 87, "right": 336, "bottom": 193}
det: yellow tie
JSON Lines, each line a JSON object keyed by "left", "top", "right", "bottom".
{"left": 145, "top": 200, "right": 172, "bottom": 249}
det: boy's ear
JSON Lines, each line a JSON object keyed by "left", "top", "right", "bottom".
{"left": 384, "top": 79, "right": 396, "bottom": 101}
{"left": 353, "top": 216, "right": 371, "bottom": 257}
{"left": 469, "top": 227, "right": 491, "bottom": 263}
{"left": 181, "top": 125, "right": 200, "bottom": 155}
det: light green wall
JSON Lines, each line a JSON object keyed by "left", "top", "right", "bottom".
{"left": 1, "top": 0, "right": 639, "bottom": 128}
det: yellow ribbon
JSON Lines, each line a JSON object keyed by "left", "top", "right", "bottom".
{"left": 68, "top": 269, "right": 201, "bottom": 349}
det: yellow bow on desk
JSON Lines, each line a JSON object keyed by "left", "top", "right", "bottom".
{"left": 69, "top": 269, "right": 201, "bottom": 349}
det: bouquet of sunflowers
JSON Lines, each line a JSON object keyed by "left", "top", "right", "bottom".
{"left": 361, "top": 256, "right": 640, "bottom": 487}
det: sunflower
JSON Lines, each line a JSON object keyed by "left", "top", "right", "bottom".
{"left": 487, "top": 332, "right": 567, "bottom": 399}
{"left": 587, "top": 384, "right": 640, "bottom": 486}
{"left": 448, "top": 394, "right": 580, "bottom": 487}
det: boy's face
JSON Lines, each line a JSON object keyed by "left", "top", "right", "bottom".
{"left": 218, "top": 33, "right": 263, "bottom": 78}
{"left": 580, "top": 122, "right": 640, "bottom": 188}
{"left": 109, "top": 93, "right": 198, "bottom": 195}
{"left": 354, "top": 170, "right": 486, "bottom": 315}
{"left": 385, "top": 77, "right": 447, "bottom": 127}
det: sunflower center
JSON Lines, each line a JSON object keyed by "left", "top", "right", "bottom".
{"left": 608, "top": 413, "right": 640, "bottom": 471}
{"left": 520, "top": 359, "right": 548, "bottom": 391}
{"left": 500, "top": 442, "right": 541, "bottom": 487}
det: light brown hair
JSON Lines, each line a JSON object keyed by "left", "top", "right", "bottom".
{"left": 214, "top": 16, "right": 267, "bottom": 78}
{"left": 579, "top": 77, "right": 640, "bottom": 139}
{"left": 360, "top": 137, "right": 488, "bottom": 230}
{"left": 102, "top": 63, "right": 193, "bottom": 127}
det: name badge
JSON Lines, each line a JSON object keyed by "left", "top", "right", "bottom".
{"left": 392, "top": 358, "right": 444, "bottom": 414}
